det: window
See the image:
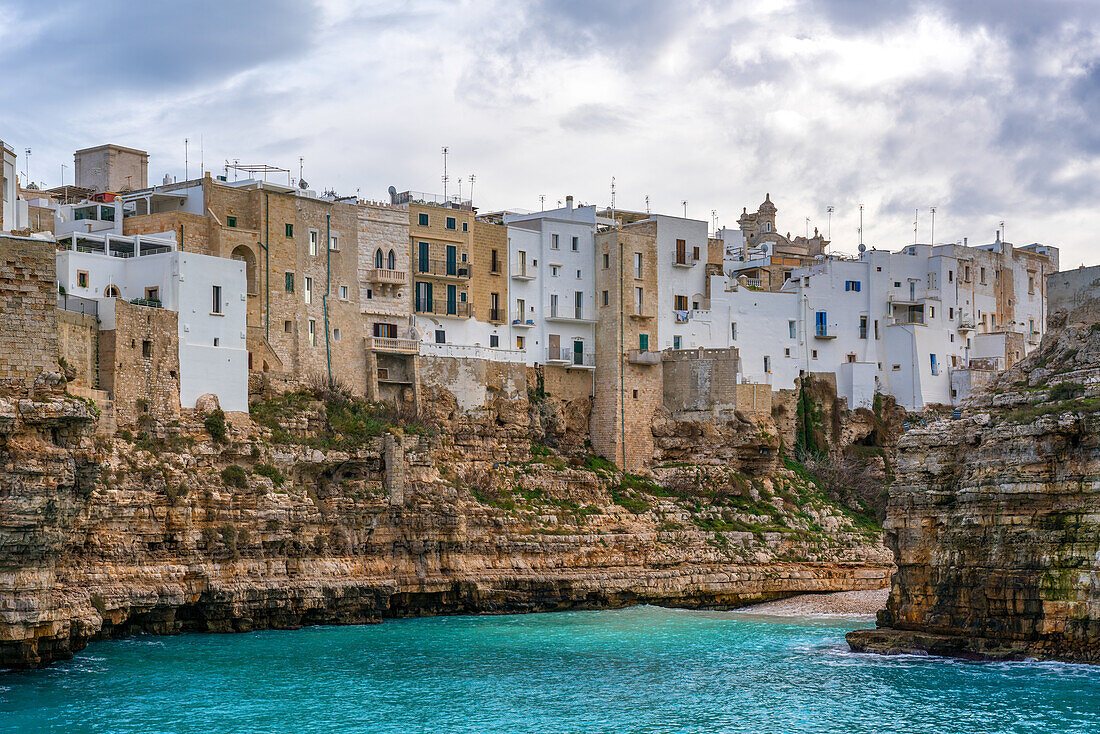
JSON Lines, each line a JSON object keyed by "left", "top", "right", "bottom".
{"left": 551, "top": 233, "right": 560, "bottom": 249}
{"left": 930, "top": 354, "right": 939, "bottom": 375}
{"left": 1028, "top": 275, "right": 1035, "bottom": 294}
{"left": 894, "top": 281, "right": 901, "bottom": 288}
{"left": 418, "top": 241, "right": 429, "bottom": 272}
{"left": 949, "top": 307, "right": 954, "bottom": 319}
{"left": 142, "top": 340, "right": 152, "bottom": 358}
{"left": 329, "top": 234, "right": 338, "bottom": 251}
{"left": 635, "top": 287, "right": 644, "bottom": 314}
{"left": 731, "top": 322, "right": 737, "bottom": 340}
{"left": 788, "top": 320, "right": 796, "bottom": 339}
{"left": 77, "top": 270, "right": 88, "bottom": 288}
{"left": 309, "top": 231, "right": 318, "bottom": 256}
{"left": 435, "top": 330, "right": 446, "bottom": 344}
{"left": 811, "top": 349, "right": 818, "bottom": 359}
{"left": 927, "top": 272, "right": 937, "bottom": 289}
{"left": 930, "top": 306, "right": 935, "bottom": 318}
{"left": 212, "top": 285, "right": 222, "bottom": 314}
{"left": 602, "top": 290, "right": 609, "bottom": 306}
{"left": 948, "top": 269, "right": 953, "bottom": 282}
{"left": 964, "top": 266, "right": 971, "bottom": 282}
{"left": 387, "top": 250, "right": 396, "bottom": 270}
{"left": 874, "top": 319, "right": 880, "bottom": 339}
{"left": 333, "top": 328, "right": 341, "bottom": 341}
{"left": 784, "top": 348, "right": 791, "bottom": 357}
{"left": 213, "top": 337, "right": 220, "bottom": 347}
{"left": 980, "top": 267, "right": 987, "bottom": 284}
{"left": 892, "top": 364, "right": 901, "bottom": 371}
{"left": 516, "top": 335, "right": 525, "bottom": 349}
{"left": 845, "top": 280, "right": 861, "bottom": 292}
{"left": 339, "top": 285, "right": 348, "bottom": 300}
{"left": 446, "top": 216, "right": 456, "bottom": 230}
{"left": 574, "top": 291, "right": 583, "bottom": 319}
{"left": 633, "top": 253, "right": 643, "bottom": 278}
{"left": 285, "top": 223, "right": 293, "bottom": 238}
{"left": 491, "top": 249, "right": 499, "bottom": 273}
{"left": 1029, "top": 318, "right": 1036, "bottom": 333}
{"left": 674, "top": 336, "right": 682, "bottom": 350}
{"left": 763, "top": 356, "right": 771, "bottom": 373}
{"left": 146, "top": 286, "right": 159, "bottom": 302}
{"left": 226, "top": 216, "right": 237, "bottom": 228}
{"left": 550, "top": 294, "right": 559, "bottom": 318}
{"left": 304, "top": 276, "right": 313, "bottom": 304}
{"left": 418, "top": 212, "right": 429, "bottom": 227}
{"left": 551, "top": 265, "right": 560, "bottom": 277}
{"left": 104, "top": 285, "right": 120, "bottom": 298}
{"left": 490, "top": 334, "right": 499, "bottom": 348}
{"left": 633, "top": 389, "right": 639, "bottom": 399}
{"left": 847, "top": 353, "right": 857, "bottom": 363}
{"left": 693, "top": 246, "right": 700, "bottom": 261}
{"left": 603, "top": 253, "right": 610, "bottom": 269}
{"left": 375, "top": 249, "right": 384, "bottom": 268}
{"left": 285, "top": 272, "right": 294, "bottom": 293}
{"left": 859, "top": 315, "right": 868, "bottom": 339}
{"left": 284, "top": 320, "right": 292, "bottom": 333}
{"left": 675, "top": 295, "right": 688, "bottom": 311}
{"left": 308, "top": 319, "right": 316, "bottom": 346}
{"left": 639, "top": 334, "right": 649, "bottom": 351}
{"left": 571, "top": 236, "right": 579, "bottom": 251}
{"left": 675, "top": 239, "right": 687, "bottom": 264}
{"left": 366, "top": 289, "right": 373, "bottom": 299}
{"left": 576, "top": 269, "right": 582, "bottom": 279}
{"left": 815, "top": 311, "right": 828, "bottom": 337}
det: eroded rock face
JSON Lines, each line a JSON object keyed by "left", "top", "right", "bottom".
{"left": 0, "top": 385, "right": 890, "bottom": 671}
{"left": 848, "top": 318, "right": 1100, "bottom": 663}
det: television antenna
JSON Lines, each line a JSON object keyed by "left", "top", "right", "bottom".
{"left": 24, "top": 148, "right": 30, "bottom": 184}
{"left": 644, "top": 195, "right": 650, "bottom": 214}
{"left": 468, "top": 174, "right": 476, "bottom": 205}
{"left": 858, "top": 204, "right": 864, "bottom": 246}
{"left": 805, "top": 217, "right": 810, "bottom": 238}
{"left": 826, "top": 205, "right": 834, "bottom": 240}
{"left": 930, "top": 207, "right": 936, "bottom": 246}
{"left": 681, "top": 200, "right": 687, "bottom": 218}
{"left": 914, "top": 209, "right": 919, "bottom": 244}
{"left": 441, "top": 146, "right": 449, "bottom": 200}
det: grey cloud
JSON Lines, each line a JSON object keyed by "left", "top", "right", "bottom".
{"left": 559, "top": 104, "right": 633, "bottom": 133}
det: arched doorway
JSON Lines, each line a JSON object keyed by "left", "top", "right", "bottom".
{"left": 104, "top": 284, "right": 121, "bottom": 298}
{"left": 231, "top": 245, "right": 258, "bottom": 294}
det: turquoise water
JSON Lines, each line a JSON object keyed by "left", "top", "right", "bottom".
{"left": 2, "top": 606, "right": 1098, "bottom": 733}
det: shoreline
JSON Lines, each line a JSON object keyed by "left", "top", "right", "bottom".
{"left": 735, "top": 588, "right": 889, "bottom": 618}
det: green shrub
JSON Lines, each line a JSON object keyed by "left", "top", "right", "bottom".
{"left": 611, "top": 489, "right": 650, "bottom": 514}
{"left": 1048, "top": 382, "right": 1084, "bottom": 401}
{"left": 204, "top": 409, "right": 228, "bottom": 443}
{"left": 254, "top": 463, "right": 286, "bottom": 487}
{"left": 220, "top": 464, "right": 249, "bottom": 489}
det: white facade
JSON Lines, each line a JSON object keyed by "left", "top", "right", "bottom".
{"left": 655, "top": 214, "right": 711, "bottom": 351}
{"left": 505, "top": 200, "right": 599, "bottom": 369}
{"left": 1, "top": 142, "right": 28, "bottom": 233}
{"left": 55, "top": 231, "right": 249, "bottom": 413}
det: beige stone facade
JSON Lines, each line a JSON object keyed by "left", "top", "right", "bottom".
{"left": 408, "top": 202, "right": 473, "bottom": 318}
{"left": 74, "top": 144, "right": 148, "bottom": 193}
{"left": 100, "top": 299, "right": 180, "bottom": 427}
{"left": 469, "top": 219, "right": 507, "bottom": 325}
{"left": 57, "top": 310, "right": 98, "bottom": 388}
{"left": 0, "top": 235, "right": 58, "bottom": 386}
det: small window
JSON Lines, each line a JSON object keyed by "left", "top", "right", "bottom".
{"left": 285, "top": 272, "right": 294, "bottom": 293}
{"left": 213, "top": 337, "right": 220, "bottom": 347}
{"left": 571, "top": 236, "right": 579, "bottom": 251}
{"left": 784, "top": 347, "right": 791, "bottom": 357}
{"left": 142, "top": 340, "right": 152, "bottom": 358}
{"left": 309, "top": 231, "right": 318, "bottom": 256}
{"left": 462, "top": 222, "right": 468, "bottom": 232}
{"left": 308, "top": 320, "right": 316, "bottom": 346}
{"left": 446, "top": 216, "right": 456, "bottom": 230}
{"left": 632, "top": 389, "right": 639, "bottom": 399}
{"left": 304, "top": 276, "right": 313, "bottom": 304}
{"left": 845, "top": 280, "right": 861, "bottom": 292}
{"left": 847, "top": 353, "right": 856, "bottom": 363}
{"left": 948, "top": 270, "right": 953, "bottom": 282}
{"left": 930, "top": 306, "right": 935, "bottom": 318}
{"left": 763, "top": 356, "right": 771, "bottom": 373}
{"left": 602, "top": 290, "right": 609, "bottom": 306}
{"left": 811, "top": 349, "right": 818, "bottom": 359}
{"left": 635, "top": 287, "right": 644, "bottom": 314}
{"left": 339, "top": 285, "right": 348, "bottom": 300}
{"left": 284, "top": 320, "right": 292, "bottom": 333}
{"left": 576, "top": 269, "right": 582, "bottom": 279}
{"left": 634, "top": 252, "right": 643, "bottom": 278}
{"left": 673, "top": 336, "right": 682, "bottom": 350}
{"left": 226, "top": 216, "right": 237, "bottom": 228}
{"left": 418, "top": 212, "right": 429, "bottom": 227}
{"left": 639, "top": 334, "right": 649, "bottom": 351}
{"left": 490, "top": 334, "right": 499, "bottom": 348}
{"left": 212, "top": 285, "right": 222, "bottom": 314}
{"left": 435, "top": 330, "right": 446, "bottom": 344}
{"left": 516, "top": 335, "right": 525, "bottom": 349}
{"left": 333, "top": 328, "right": 341, "bottom": 341}
{"left": 145, "top": 286, "right": 159, "bottom": 302}
{"left": 366, "top": 288, "right": 373, "bottom": 300}
{"left": 77, "top": 270, "right": 89, "bottom": 288}
{"left": 894, "top": 281, "right": 901, "bottom": 288}
{"left": 731, "top": 322, "right": 737, "bottom": 340}
{"left": 551, "top": 234, "right": 560, "bottom": 249}
{"left": 285, "top": 223, "right": 293, "bottom": 238}
{"left": 949, "top": 307, "right": 954, "bottom": 319}
{"left": 551, "top": 265, "right": 560, "bottom": 277}
{"left": 788, "top": 320, "right": 796, "bottom": 339}
{"left": 603, "top": 253, "right": 610, "bottom": 269}
{"left": 329, "top": 234, "right": 338, "bottom": 251}
{"left": 891, "top": 364, "right": 901, "bottom": 371}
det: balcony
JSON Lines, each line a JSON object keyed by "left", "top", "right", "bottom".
{"left": 414, "top": 258, "right": 470, "bottom": 279}
{"left": 414, "top": 299, "right": 470, "bottom": 317}
{"left": 958, "top": 319, "right": 975, "bottom": 331}
{"left": 366, "top": 336, "right": 419, "bottom": 354}
{"left": 545, "top": 311, "right": 596, "bottom": 324}
{"left": 488, "top": 307, "right": 504, "bottom": 323}
{"left": 672, "top": 255, "right": 698, "bottom": 268}
{"left": 512, "top": 317, "right": 535, "bottom": 327}
{"left": 546, "top": 347, "right": 595, "bottom": 369}
{"left": 365, "top": 268, "right": 407, "bottom": 285}
{"left": 511, "top": 265, "right": 536, "bottom": 280}
{"left": 628, "top": 349, "right": 661, "bottom": 366}
{"left": 813, "top": 328, "right": 836, "bottom": 340}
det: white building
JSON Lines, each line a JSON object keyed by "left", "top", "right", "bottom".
{"left": 54, "top": 230, "right": 249, "bottom": 412}
{"left": 1, "top": 141, "right": 28, "bottom": 233}
{"left": 505, "top": 197, "right": 600, "bottom": 369}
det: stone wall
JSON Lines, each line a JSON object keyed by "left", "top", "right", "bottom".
{"left": 100, "top": 300, "right": 180, "bottom": 427}
{"left": 470, "top": 219, "right": 507, "bottom": 324}
{"left": 0, "top": 235, "right": 58, "bottom": 386}
{"left": 661, "top": 347, "right": 741, "bottom": 412}
{"left": 419, "top": 354, "right": 525, "bottom": 413}
{"left": 124, "top": 211, "right": 213, "bottom": 256}
{"left": 1047, "top": 265, "right": 1100, "bottom": 321}
{"left": 540, "top": 365, "right": 593, "bottom": 402}
{"left": 57, "top": 310, "right": 98, "bottom": 388}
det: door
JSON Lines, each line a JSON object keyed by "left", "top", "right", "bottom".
{"left": 418, "top": 241, "right": 429, "bottom": 273}
{"left": 416, "top": 281, "right": 432, "bottom": 312}
{"left": 446, "top": 245, "right": 457, "bottom": 276}
{"left": 548, "top": 334, "right": 560, "bottom": 361}
{"left": 573, "top": 340, "right": 583, "bottom": 365}
{"left": 518, "top": 250, "right": 526, "bottom": 276}
{"left": 815, "top": 311, "right": 827, "bottom": 337}
{"left": 446, "top": 284, "right": 457, "bottom": 315}
{"left": 909, "top": 280, "right": 916, "bottom": 300}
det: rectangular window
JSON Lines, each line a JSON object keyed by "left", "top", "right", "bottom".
{"left": 339, "top": 285, "right": 348, "bottom": 300}
{"left": 812, "top": 349, "right": 818, "bottom": 359}
{"left": 980, "top": 267, "right": 986, "bottom": 284}
{"left": 784, "top": 348, "right": 791, "bottom": 357}
{"left": 146, "top": 286, "right": 159, "bottom": 302}
{"left": 675, "top": 238, "right": 687, "bottom": 264}
{"left": 602, "top": 290, "right": 609, "bottom": 306}
{"left": 329, "top": 234, "right": 338, "bottom": 251}
{"left": 1028, "top": 276, "right": 1035, "bottom": 294}
{"left": 211, "top": 285, "right": 222, "bottom": 314}
{"left": 551, "top": 265, "right": 560, "bottom": 277}
{"left": 815, "top": 311, "right": 828, "bottom": 337}
{"left": 142, "top": 340, "right": 152, "bottom": 358}
{"left": 226, "top": 216, "right": 237, "bottom": 228}
{"left": 435, "top": 330, "right": 446, "bottom": 344}
{"left": 333, "top": 328, "right": 341, "bottom": 341}
{"left": 308, "top": 319, "right": 316, "bottom": 347}
{"left": 446, "top": 245, "right": 457, "bottom": 276}
{"left": 930, "top": 354, "right": 939, "bottom": 375}
{"left": 418, "top": 212, "right": 429, "bottom": 227}
{"left": 673, "top": 335, "right": 682, "bottom": 350}
{"left": 675, "top": 295, "right": 688, "bottom": 311}
{"left": 285, "top": 272, "right": 294, "bottom": 293}
{"left": 874, "top": 319, "right": 880, "bottom": 339}
{"left": 635, "top": 287, "right": 644, "bottom": 315}
{"left": 490, "top": 334, "right": 499, "bottom": 348}
{"left": 859, "top": 315, "right": 868, "bottom": 339}
{"left": 574, "top": 291, "right": 583, "bottom": 318}
{"left": 77, "top": 270, "right": 88, "bottom": 288}
{"left": 550, "top": 294, "right": 559, "bottom": 317}
{"left": 551, "top": 233, "right": 560, "bottom": 249}
{"left": 491, "top": 249, "right": 499, "bottom": 273}
{"left": 571, "top": 236, "right": 579, "bottom": 251}
{"left": 415, "top": 281, "right": 432, "bottom": 312}
{"left": 516, "top": 335, "right": 525, "bottom": 349}
{"left": 693, "top": 246, "right": 700, "bottom": 261}
{"left": 304, "top": 276, "right": 313, "bottom": 304}
{"left": 284, "top": 320, "right": 292, "bottom": 333}
{"left": 948, "top": 269, "right": 953, "bottom": 282}
{"left": 847, "top": 353, "right": 856, "bottom": 363}
{"left": 731, "top": 322, "right": 737, "bottom": 340}
{"left": 285, "top": 223, "right": 293, "bottom": 238}
{"left": 639, "top": 334, "right": 649, "bottom": 351}
{"left": 603, "top": 253, "right": 610, "bottom": 269}
{"left": 213, "top": 337, "right": 219, "bottom": 347}
{"left": 930, "top": 306, "right": 935, "bottom": 318}
{"left": 949, "top": 307, "right": 954, "bottom": 319}
{"left": 763, "top": 356, "right": 771, "bottom": 373}
{"left": 634, "top": 253, "right": 643, "bottom": 278}
{"left": 462, "top": 222, "right": 468, "bottom": 232}
{"left": 845, "top": 280, "right": 861, "bottom": 292}
{"left": 418, "top": 241, "right": 430, "bottom": 272}
{"left": 446, "top": 216, "right": 456, "bottom": 230}
{"left": 309, "top": 231, "right": 318, "bottom": 256}
{"left": 788, "top": 320, "right": 796, "bottom": 339}
{"left": 576, "top": 269, "right": 582, "bottom": 279}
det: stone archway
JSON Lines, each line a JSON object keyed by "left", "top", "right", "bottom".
{"left": 231, "top": 245, "right": 258, "bottom": 294}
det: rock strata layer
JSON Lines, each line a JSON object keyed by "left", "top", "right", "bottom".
{"left": 848, "top": 312, "right": 1100, "bottom": 663}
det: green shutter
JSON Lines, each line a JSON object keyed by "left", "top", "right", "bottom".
{"left": 285, "top": 223, "right": 293, "bottom": 238}
{"left": 285, "top": 272, "right": 294, "bottom": 293}
{"left": 639, "top": 334, "right": 649, "bottom": 351}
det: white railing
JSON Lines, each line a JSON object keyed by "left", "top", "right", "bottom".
{"left": 420, "top": 341, "right": 527, "bottom": 363}
{"left": 365, "top": 268, "right": 407, "bottom": 284}
{"left": 366, "top": 336, "right": 419, "bottom": 353}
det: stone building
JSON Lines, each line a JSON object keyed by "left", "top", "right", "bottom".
{"left": 0, "top": 235, "right": 58, "bottom": 386}
{"left": 74, "top": 144, "right": 148, "bottom": 193}
{"left": 720, "top": 194, "right": 830, "bottom": 291}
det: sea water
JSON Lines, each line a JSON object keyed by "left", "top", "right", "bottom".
{"left": 1, "top": 605, "right": 1098, "bottom": 733}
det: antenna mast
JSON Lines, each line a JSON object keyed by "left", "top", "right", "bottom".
{"left": 539, "top": 194, "right": 545, "bottom": 211}
{"left": 184, "top": 138, "right": 189, "bottom": 180}
{"left": 468, "top": 174, "right": 476, "bottom": 206}
{"left": 930, "top": 207, "right": 936, "bottom": 246}
{"left": 644, "top": 195, "right": 650, "bottom": 214}
{"left": 610, "top": 177, "right": 616, "bottom": 223}
{"left": 712, "top": 209, "right": 718, "bottom": 235}
{"left": 914, "top": 209, "right": 919, "bottom": 244}
{"left": 681, "top": 200, "right": 688, "bottom": 218}
{"left": 805, "top": 216, "right": 810, "bottom": 238}
{"left": 441, "top": 146, "right": 449, "bottom": 200}
{"left": 24, "top": 148, "right": 30, "bottom": 185}
{"left": 826, "top": 205, "right": 834, "bottom": 240}
{"left": 858, "top": 204, "right": 864, "bottom": 246}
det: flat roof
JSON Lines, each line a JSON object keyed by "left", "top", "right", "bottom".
{"left": 74, "top": 144, "right": 149, "bottom": 157}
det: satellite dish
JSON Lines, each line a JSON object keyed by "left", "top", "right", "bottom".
{"left": 387, "top": 185, "right": 398, "bottom": 203}
{"left": 858, "top": 244, "right": 867, "bottom": 253}
{"left": 760, "top": 243, "right": 769, "bottom": 255}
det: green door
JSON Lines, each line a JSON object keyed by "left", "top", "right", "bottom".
{"left": 446, "top": 245, "right": 457, "bottom": 276}
{"left": 447, "top": 284, "right": 457, "bottom": 315}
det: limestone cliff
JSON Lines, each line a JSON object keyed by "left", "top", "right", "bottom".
{"left": 848, "top": 310, "right": 1100, "bottom": 662}
{"left": 1, "top": 381, "right": 890, "bottom": 671}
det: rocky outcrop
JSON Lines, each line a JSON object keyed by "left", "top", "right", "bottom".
{"left": 1, "top": 385, "right": 890, "bottom": 671}
{"left": 848, "top": 314, "right": 1100, "bottom": 663}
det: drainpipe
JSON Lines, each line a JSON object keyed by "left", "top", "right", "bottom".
{"left": 619, "top": 231, "right": 625, "bottom": 470}
{"left": 263, "top": 192, "right": 270, "bottom": 341}
{"left": 323, "top": 213, "right": 333, "bottom": 383}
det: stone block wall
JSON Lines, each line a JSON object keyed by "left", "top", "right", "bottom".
{"left": 419, "top": 354, "right": 525, "bottom": 413}
{"left": 470, "top": 219, "right": 507, "bottom": 324}
{"left": 100, "top": 299, "right": 180, "bottom": 427}
{"left": 0, "top": 235, "right": 58, "bottom": 385}
{"left": 661, "top": 347, "right": 741, "bottom": 412}
{"left": 540, "top": 365, "right": 593, "bottom": 402}
{"left": 123, "top": 211, "right": 213, "bottom": 255}
{"left": 57, "top": 310, "right": 98, "bottom": 388}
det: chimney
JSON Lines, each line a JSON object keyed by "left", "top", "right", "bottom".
{"left": 566, "top": 195, "right": 574, "bottom": 210}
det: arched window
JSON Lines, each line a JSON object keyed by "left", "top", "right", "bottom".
{"left": 765, "top": 222, "right": 772, "bottom": 233}
{"left": 375, "top": 248, "right": 384, "bottom": 268}
{"left": 387, "top": 249, "right": 396, "bottom": 270}
{"left": 104, "top": 285, "right": 121, "bottom": 298}
{"left": 230, "top": 245, "right": 258, "bottom": 294}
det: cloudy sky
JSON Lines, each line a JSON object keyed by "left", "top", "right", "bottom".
{"left": 2, "top": 0, "right": 1098, "bottom": 265}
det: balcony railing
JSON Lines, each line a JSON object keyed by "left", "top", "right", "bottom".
{"left": 673, "top": 254, "right": 698, "bottom": 267}
{"left": 546, "top": 347, "right": 595, "bottom": 367}
{"left": 414, "top": 259, "right": 470, "bottom": 278}
{"left": 511, "top": 265, "right": 536, "bottom": 280}
{"left": 365, "top": 268, "right": 407, "bottom": 285}
{"left": 512, "top": 316, "right": 535, "bottom": 327}
{"left": 488, "top": 307, "right": 504, "bottom": 322}
{"left": 366, "top": 336, "right": 419, "bottom": 353}
{"left": 628, "top": 349, "right": 661, "bottom": 366}
{"left": 414, "top": 299, "right": 470, "bottom": 317}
